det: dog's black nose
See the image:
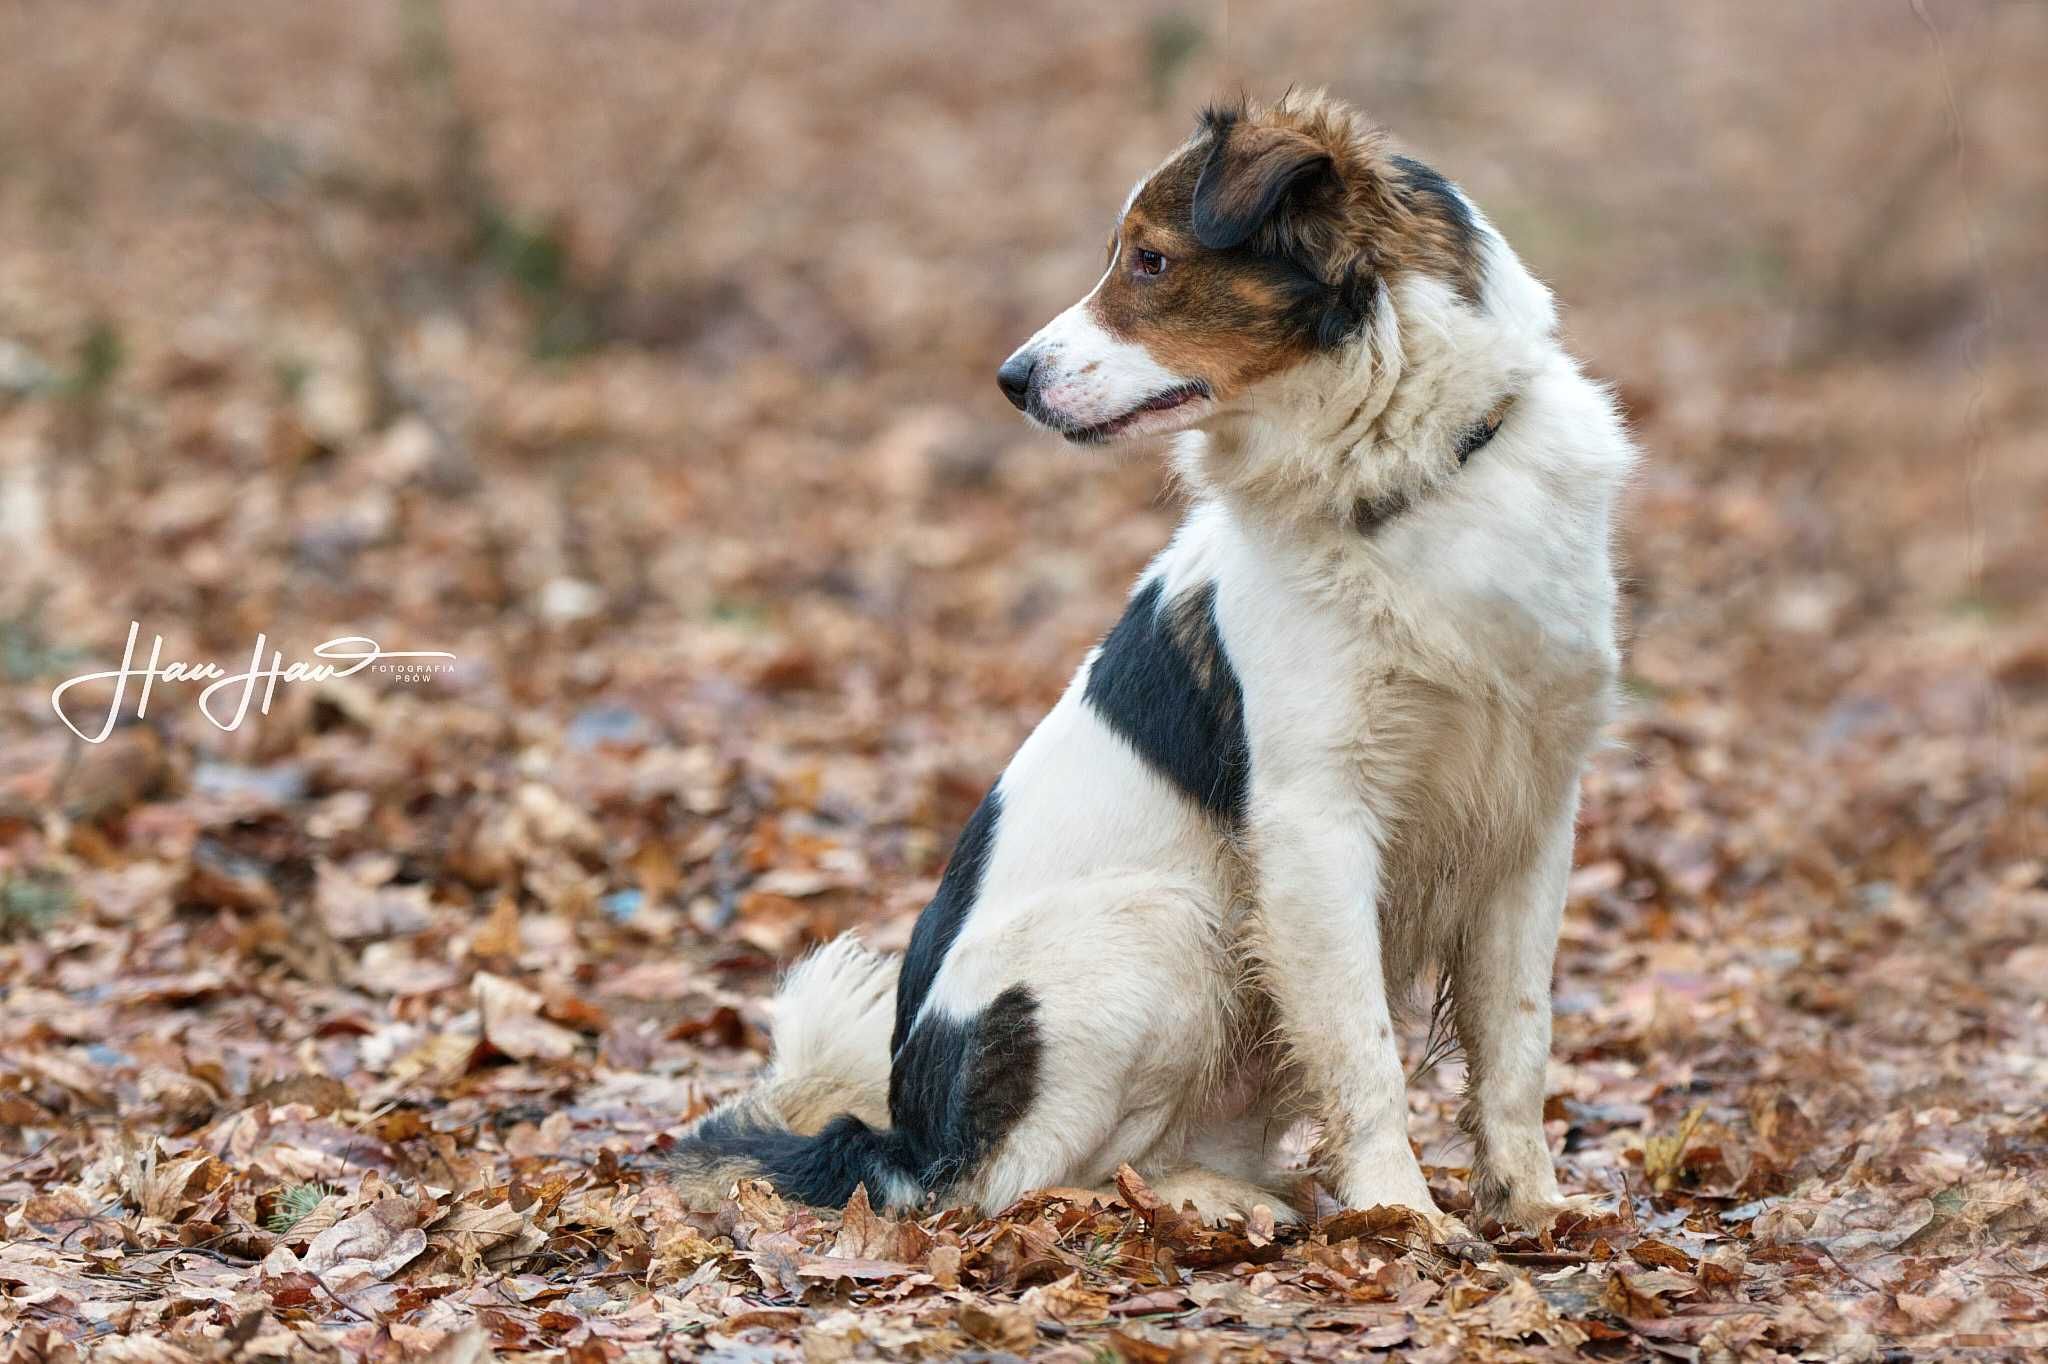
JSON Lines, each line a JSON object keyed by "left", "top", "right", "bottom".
{"left": 996, "top": 352, "right": 1036, "bottom": 411}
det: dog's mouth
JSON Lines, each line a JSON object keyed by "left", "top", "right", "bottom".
{"left": 1047, "top": 383, "right": 1212, "bottom": 445}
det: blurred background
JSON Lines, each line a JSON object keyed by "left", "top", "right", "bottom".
{"left": 1, "top": 0, "right": 2044, "bottom": 1288}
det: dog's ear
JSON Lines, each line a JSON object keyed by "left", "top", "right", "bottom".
{"left": 1191, "top": 123, "right": 1335, "bottom": 252}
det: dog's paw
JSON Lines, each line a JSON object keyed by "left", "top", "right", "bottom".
{"left": 1146, "top": 1169, "right": 1304, "bottom": 1229}
{"left": 1489, "top": 1191, "right": 1612, "bottom": 1235}
{"left": 1220, "top": 1197, "right": 1303, "bottom": 1231}
{"left": 1199, "top": 1200, "right": 1303, "bottom": 1233}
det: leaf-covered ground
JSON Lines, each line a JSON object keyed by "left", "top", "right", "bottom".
{"left": 2, "top": 3, "right": 2044, "bottom": 1361}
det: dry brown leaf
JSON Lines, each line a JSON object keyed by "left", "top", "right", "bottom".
{"left": 1021, "top": 1271, "right": 1112, "bottom": 1324}
{"left": 1484, "top": 1274, "right": 1590, "bottom": 1347}
{"left": 302, "top": 1197, "right": 427, "bottom": 1284}
{"left": 413, "top": 1328, "right": 497, "bottom": 1364}
{"left": 247, "top": 1073, "right": 352, "bottom": 1114}
{"left": 957, "top": 1300, "right": 1037, "bottom": 1351}
{"left": 315, "top": 862, "right": 434, "bottom": 941}
{"left": 474, "top": 972, "right": 582, "bottom": 1061}
{"left": 828, "top": 1184, "right": 931, "bottom": 1263}
{"left": 470, "top": 893, "right": 523, "bottom": 959}
{"left": 1642, "top": 1103, "right": 1706, "bottom": 1193}
{"left": 428, "top": 1199, "right": 543, "bottom": 1272}
{"left": 926, "top": 1243, "right": 962, "bottom": 1290}
{"left": 1628, "top": 1238, "right": 1695, "bottom": 1272}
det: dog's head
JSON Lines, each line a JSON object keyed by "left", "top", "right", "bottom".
{"left": 997, "top": 91, "right": 1487, "bottom": 444}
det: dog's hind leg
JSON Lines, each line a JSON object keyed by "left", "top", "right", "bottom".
{"left": 1162, "top": 1056, "right": 1308, "bottom": 1224}
{"left": 1138, "top": 1164, "right": 1299, "bottom": 1227}
{"left": 938, "top": 877, "right": 1238, "bottom": 1213}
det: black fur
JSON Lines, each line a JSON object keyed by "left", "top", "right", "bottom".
{"left": 1311, "top": 266, "right": 1377, "bottom": 349}
{"left": 1390, "top": 155, "right": 1477, "bottom": 254}
{"left": 887, "top": 984, "right": 1043, "bottom": 1189}
{"left": 1453, "top": 406, "right": 1506, "bottom": 465}
{"left": 1391, "top": 153, "right": 1481, "bottom": 301}
{"left": 1191, "top": 124, "right": 1334, "bottom": 253}
{"left": 1197, "top": 102, "right": 1242, "bottom": 139}
{"left": 683, "top": 1107, "right": 912, "bottom": 1209}
{"left": 680, "top": 985, "right": 1043, "bottom": 1209}
{"left": 893, "top": 786, "right": 1003, "bottom": 1055}
{"left": 1084, "top": 579, "right": 1249, "bottom": 824}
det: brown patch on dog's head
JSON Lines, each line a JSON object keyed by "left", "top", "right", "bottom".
{"left": 1090, "top": 91, "right": 1487, "bottom": 400}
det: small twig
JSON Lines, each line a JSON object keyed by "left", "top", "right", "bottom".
{"left": 0, "top": 1133, "right": 63, "bottom": 1177}
{"left": 46, "top": 727, "right": 89, "bottom": 816}
{"left": 401, "top": 0, "right": 494, "bottom": 231}
{"left": 127, "top": 1243, "right": 263, "bottom": 1268}
{"left": 1909, "top": 0, "right": 2025, "bottom": 856}
{"left": 1811, "top": 1239, "right": 1882, "bottom": 1296}
{"left": 1497, "top": 1249, "right": 1590, "bottom": 1268}
{"left": 309, "top": 1269, "right": 384, "bottom": 1324}
{"left": 1040, "top": 1305, "right": 1206, "bottom": 1334}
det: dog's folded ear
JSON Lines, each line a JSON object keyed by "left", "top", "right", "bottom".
{"left": 1192, "top": 123, "right": 1335, "bottom": 252}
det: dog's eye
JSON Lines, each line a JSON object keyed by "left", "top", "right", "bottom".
{"left": 1133, "top": 248, "right": 1168, "bottom": 277}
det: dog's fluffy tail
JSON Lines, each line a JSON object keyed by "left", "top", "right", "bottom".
{"left": 672, "top": 935, "right": 922, "bottom": 1209}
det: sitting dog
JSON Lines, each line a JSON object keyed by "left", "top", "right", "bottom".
{"left": 673, "top": 90, "right": 1632, "bottom": 1243}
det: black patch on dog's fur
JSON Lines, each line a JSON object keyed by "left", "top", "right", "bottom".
{"left": 682, "top": 1107, "right": 912, "bottom": 1209}
{"left": 1391, "top": 156, "right": 1475, "bottom": 245}
{"left": 1192, "top": 122, "right": 1334, "bottom": 253}
{"left": 1313, "top": 266, "right": 1378, "bottom": 349}
{"left": 892, "top": 787, "right": 1003, "bottom": 1054}
{"left": 680, "top": 985, "right": 1043, "bottom": 1209}
{"left": 1391, "top": 154, "right": 1481, "bottom": 299}
{"left": 889, "top": 984, "right": 1043, "bottom": 1188}
{"left": 1085, "top": 579, "right": 1249, "bottom": 824}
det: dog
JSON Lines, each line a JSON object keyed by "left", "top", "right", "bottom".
{"left": 673, "top": 90, "right": 1632, "bottom": 1244}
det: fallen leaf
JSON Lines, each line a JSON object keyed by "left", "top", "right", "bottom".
{"left": 957, "top": 1300, "right": 1037, "bottom": 1351}
{"left": 302, "top": 1198, "right": 427, "bottom": 1285}
{"left": 474, "top": 972, "right": 581, "bottom": 1061}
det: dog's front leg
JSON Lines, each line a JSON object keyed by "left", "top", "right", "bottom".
{"left": 1251, "top": 789, "right": 1462, "bottom": 1240}
{"left": 1452, "top": 802, "right": 1596, "bottom": 1231}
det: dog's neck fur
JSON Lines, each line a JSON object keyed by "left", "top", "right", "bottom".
{"left": 1176, "top": 226, "right": 1558, "bottom": 542}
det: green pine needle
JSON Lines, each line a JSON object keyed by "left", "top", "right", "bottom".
{"left": 265, "top": 1181, "right": 338, "bottom": 1234}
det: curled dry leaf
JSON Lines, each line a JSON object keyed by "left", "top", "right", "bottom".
{"left": 1020, "top": 1272, "right": 1112, "bottom": 1324}
{"left": 957, "top": 1299, "right": 1038, "bottom": 1352}
{"left": 473, "top": 972, "right": 582, "bottom": 1061}
{"left": 1484, "top": 1274, "right": 1589, "bottom": 1348}
{"left": 301, "top": 1197, "right": 427, "bottom": 1285}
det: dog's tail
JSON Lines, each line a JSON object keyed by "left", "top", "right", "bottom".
{"left": 671, "top": 935, "right": 923, "bottom": 1209}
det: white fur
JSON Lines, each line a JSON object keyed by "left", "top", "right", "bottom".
{"left": 766, "top": 936, "right": 898, "bottom": 1110}
{"left": 769, "top": 192, "right": 1631, "bottom": 1231}
{"left": 753, "top": 937, "right": 922, "bottom": 1207}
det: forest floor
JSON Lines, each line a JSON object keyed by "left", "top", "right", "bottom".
{"left": 1, "top": 2, "right": 2044, "bottom": 1360}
